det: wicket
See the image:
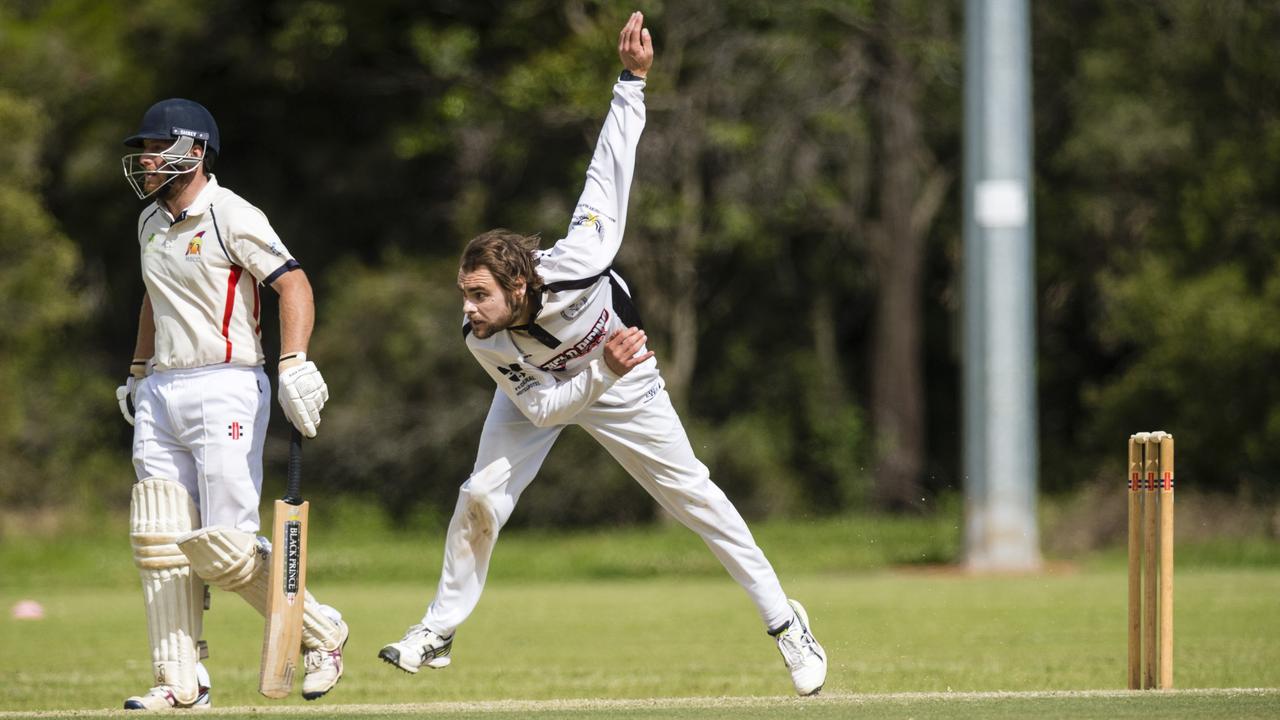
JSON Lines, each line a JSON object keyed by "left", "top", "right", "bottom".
{"left": 1126, "top": 431, "right": 1174, "bottom": 689}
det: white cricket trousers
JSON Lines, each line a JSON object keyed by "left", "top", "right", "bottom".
{"left": 423, "top": 383, "right": 794, "bottom": 635}
{"left": 131, "top": 365, "right": 269, "bottom": 533}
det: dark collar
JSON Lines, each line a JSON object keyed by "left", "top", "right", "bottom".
{"left": 507, "top": 287, "right": 560, "bottom": 349}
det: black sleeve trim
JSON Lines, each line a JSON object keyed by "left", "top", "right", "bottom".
{"left": 544, "top": 270, "right": 611, "bottom": 293}
{"left": 610, "top": 269, "right": 644, "bottom": 330}
{"left": 208, "top": 206, "right": 235, "bottom": 264}
{"left": 263, "top": 259, "right": 301, "bottom": 286}
{"left": 542, "top": 268, "right": 643, "bottom": 329}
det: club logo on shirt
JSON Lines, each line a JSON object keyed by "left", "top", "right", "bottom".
{"left": 561, "top": 294, "right": 591, "bottom": 321}
{"left": 571, "top": 210, "right": 606, "bottom": 240}
{"left": 496, "top": 363, "right": 538, "bottom": 396}
{"left": 227, "top": 421, "right": 243, "bottom": 440}
{"left": 185, "top": 231, "right": 205, "bottom": 261}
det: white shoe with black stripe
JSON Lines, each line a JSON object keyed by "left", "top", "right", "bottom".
{"left": 378, "top": 624, "right": 453, "bottom": 673}
{"left": 772, "top": 599, "right": 827, "bottom": 696}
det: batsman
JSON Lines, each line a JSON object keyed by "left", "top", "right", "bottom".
{"left": 115, "top": 98, "right": 347, "bottom": 709}
{"left": 379, "top": 12, "right": 827, "bottom": 696}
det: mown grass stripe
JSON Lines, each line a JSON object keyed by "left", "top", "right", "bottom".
{"left": 1, "top": 688, "right": 1276, "bottom": 718}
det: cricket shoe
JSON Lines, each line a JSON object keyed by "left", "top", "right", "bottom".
{"left": 771, "top": 599, "right": 827, "bottom": 696}
{"left": 378, "top": 623, "right": 453, "bottom": 673}
{"left": 124, "top": 663, "right": 212, "bottom": 710}
{"left": 302, "top": 618, "right": 349, "bottom": 700}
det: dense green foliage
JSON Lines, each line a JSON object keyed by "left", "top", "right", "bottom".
{"left": 1, "top": 1, "right": 1278, "bottom": 526}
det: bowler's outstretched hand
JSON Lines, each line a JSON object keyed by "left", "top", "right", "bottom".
{"left": 604, "top": 327, "right": 654, "bottom": 376}
{"left": 619, "top": 11, "right": 654, "bottom": 78}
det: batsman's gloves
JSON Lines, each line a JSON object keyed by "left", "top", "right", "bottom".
{"left": 278, "top": 352, "right": 329, "bottom": 438}
{"left": 115, "top": 378, "right": 138, "bottom": 426}
{"left": 115, "top": 358, "right": 151, "bottom": 426}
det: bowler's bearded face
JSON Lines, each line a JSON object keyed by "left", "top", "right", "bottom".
{"left": 459, "top": 267, "right": 523, "bottom": 339}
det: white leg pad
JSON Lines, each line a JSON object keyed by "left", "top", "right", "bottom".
{"left": 178, "top": 526, "right": 268, "bottom": 608}
{"left": 130, "top": 477, "right": 203, "bottom": 705}
{"left": 178, "top": 527, "right": 343, "bottom": 651}
{"left": 301, "top": 598, "right": 344, "bottom": 652}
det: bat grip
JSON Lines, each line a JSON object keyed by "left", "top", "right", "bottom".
{"left": 285, "top": 428, "right": 303, "bottom": 504}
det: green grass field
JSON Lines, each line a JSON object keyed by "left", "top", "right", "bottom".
{"left": 2, "top": 512, "right": 1278, "bottom": 718}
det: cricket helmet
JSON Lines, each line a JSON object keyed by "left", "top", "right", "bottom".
{"left": 121, "top": 98, "right": 219, "bottom": 200}
{"left": 124, "top": 98, "right": 220, "bottom": 154}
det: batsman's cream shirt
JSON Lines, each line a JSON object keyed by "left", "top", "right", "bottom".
{"left": 137, "top": 176, "right": 298, "bottom": 370}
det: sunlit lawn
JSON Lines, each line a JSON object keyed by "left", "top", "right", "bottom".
{"left": 1, "top": 512, "right": 1277, "bottom": 717}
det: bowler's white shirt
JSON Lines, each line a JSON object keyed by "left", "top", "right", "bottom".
{"left": 464, "top": 79, "right": 659, "bottom": 428}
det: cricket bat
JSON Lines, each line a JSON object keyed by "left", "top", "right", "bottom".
{"left": 259, "top": 428, "right": 309, "bottom": 698}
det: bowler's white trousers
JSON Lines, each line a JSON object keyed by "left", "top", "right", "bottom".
{"left": 131, "top": 365, "right": 269, "bottom": 533}
{"left": 423, "top": 376, "right": 794, "bottom": 634}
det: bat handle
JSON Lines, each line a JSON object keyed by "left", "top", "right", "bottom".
{"left": 285, "top": 428, "right": 303, "bottom": 505}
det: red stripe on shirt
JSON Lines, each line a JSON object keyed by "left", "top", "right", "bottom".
{"left": 252, "top": 282, "right": 261, "bottom": 335}
{"left": 222, "top": 265, "right": 244, "bottom": 362}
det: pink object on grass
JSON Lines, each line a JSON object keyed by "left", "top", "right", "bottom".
{"left": 11, "top": 600, "right": 45, "bottom": 620}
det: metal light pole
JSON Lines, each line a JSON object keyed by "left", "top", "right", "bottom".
{"left": 962, "top": 0, "right": 1041, "bottom": 571}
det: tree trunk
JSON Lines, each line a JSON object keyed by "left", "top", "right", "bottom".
{"left": 866, "top": 7, "right": 947, "bottom": 512}
{"left": 664, "top": 113, "right": 702, "bottom": 409}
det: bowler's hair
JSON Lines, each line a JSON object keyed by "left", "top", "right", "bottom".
{"left": 460, "top": 229, "right": 543, "bottom": 312}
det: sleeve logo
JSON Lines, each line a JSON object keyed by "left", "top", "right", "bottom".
{"left": 571, "top": 211, "right": 606, "bottom": 240}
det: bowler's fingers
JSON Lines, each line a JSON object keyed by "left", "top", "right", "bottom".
{"left": 619, "top": 327, "right": 649, "bottom": 363}
{"left": 620, "top": 12, "right": 639, "bottom": 55}
{"left": 607, "top": 328, "right": 630, "bottom": 349}
{"left": 627, "top": 350, "right": 655, "bottom": 369}
{"left": 607, "top": 326, "right": 647, "bottom": 352}
{"left": 631, "top": 12, "right": 645, "bottom": 52}
{"left": 627, "top": 329, "right": 647, "bottom": 354}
